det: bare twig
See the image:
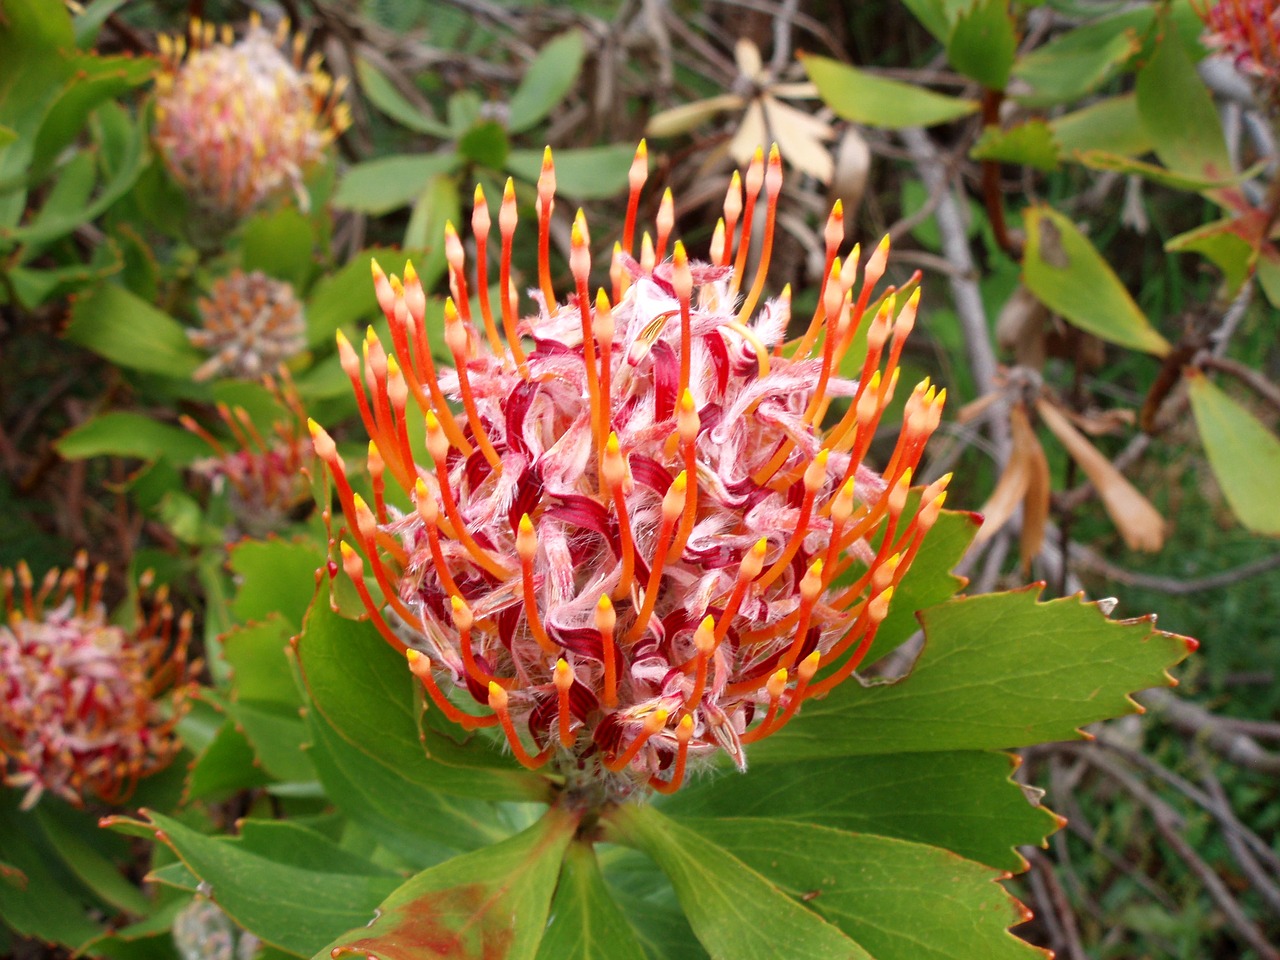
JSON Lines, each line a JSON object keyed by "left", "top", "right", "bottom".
{"left": 1195, "top": 752, "right": 1280, "bottom": 916}
{"left": 1198, "top": 354, "right": 1280, "bottom": 412}
{"left": 1138, "top": 687, "right": 1280, "bottom": 777}
{"left": 1079, "top": 749, "right": 1280, "bottom": 960}
{"left": 1026, "top": 848, "right": 1089, "bottom": 960}
{"left": 1071, "top": 542, "right": 1280, "bottom": 595}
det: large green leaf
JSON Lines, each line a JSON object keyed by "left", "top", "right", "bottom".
{"left": 507, "top": 30, "right": 586, "bottom": 133}
{"left": 507, "top": 144, "right": 635, "bottom": 199}
{"left": 1012, "top": 10, "right": 1147, "bottom": 105}
{"left": 33, "top": 803, "right": 150, "bottom": 917}
{"left": 298, "top": 599, "right": 546, "bottom": 802}
{"left": 607, "top": 804, "right": 871, "bottom": 960}
{"left": 1022, "top": 205, "right": 1171, "bottom": 356}
{"left": 860, "top": 507, "right": 978, "bottom": 667}
{"left": 229, "top": 537, "right": 324, "bottom": 630}
{"left": 535, "top": 842, "right": 647, "bottom": 960}
{"left": 241, "top": 207, "right": 315, "bottom": 290}
{"left": 750, "top": 587, "right": 1193, "bottom": 762}
{"left": 971, "top": 121, "right": 1059, "bottom": 172}
{"left": 802, "top": 54, "right": 978, "bottom": 129}
{"left": 946, "top": 0, "right": 1017, "bottom": 91}
{"left": 685, "top": 818, "right": 1042, "bottom": 960}
{"left": 332, "top": 152, "right": 460, "bottom": 215}
{"left": 55, "top": 411, "right": 209, "bottom": 466}
{"left": 1135, "top": 17, "right": 1232, "bottom": 181}
{"left": 121, "top": 811, "right": 400, "bottom": 958}
{"left": 0, "top": 791, "right": 105, "bottom": 947}
{"left": 664, "top": 751, "right": 1056, "bottom": 872}
{"left": 355, "top": 56, "right": 452, "bottom": 137}
{"left": 1051, "top": 95, "right": 1151, "bottom": 158}
{"left": 318, "top": 807, "right": 578, "bottom": 960}
{"left": 65, "top": 283, "right": 203, "bottom": 377}
{"left": 1187, "top": 371, "right": 1280, "bottom": 536}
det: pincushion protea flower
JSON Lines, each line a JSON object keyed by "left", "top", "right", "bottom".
{"left": 310, "top": 142, "right": 947, "bottom": 802}
{"left": 0, "top": 557, "right": 195, "bottom": 810}
{"left": 154, "top": 16, "right": 350, "bottom": 225}
{"left": 181, "top": 367, "right": 314, "bottom": 534}
{"left": 190, "top": 270, "right": 307, "bottom": 381}
{"left": 1195, "top": 0, "right": 1280, "bottom": 85}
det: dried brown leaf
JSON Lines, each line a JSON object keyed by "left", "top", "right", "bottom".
{"left": 1037, "top": 398, "right": 1166, "bottom": 551}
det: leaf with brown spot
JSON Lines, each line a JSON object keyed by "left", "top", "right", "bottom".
{"left": 1036, "top": 398, "right": 1165, "bottom": 551}
{"left": 319, "top": 806, "right": 579, "bottom": 960}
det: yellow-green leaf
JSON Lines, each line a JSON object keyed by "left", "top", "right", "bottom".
{"left": 1187, "top": 371, "right": 1280, "bottom": 536}
{"left": 1022, "top": 205, "right": 1171, "bottom": 356}
{"left": 802, "top": 54, "right": 978, "bottom": 129}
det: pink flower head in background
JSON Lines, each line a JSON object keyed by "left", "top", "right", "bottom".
{"left": 154, "top": 16, "right": 349, "bottom": 225}
{"left": 0, "top": 557, "right": 195, "bottom": 810}
{"left": 311, "top": 143, "right": 947, "bottom": 802}
{"left": 1197, "top": 0, "right": 1280, "bottom": 84}
{"left": 182, "top": 366, "right": 315, "bottom": 536}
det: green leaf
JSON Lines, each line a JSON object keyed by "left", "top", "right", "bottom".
{"left": 404, "top": 173, "right": 460, "bottom": 282}
{"left": 305, "top": 247, "right": 421, "bottom": 347}
{"left": 128, "top": 811, "right": 400, "bottom": 958}
{"left": 458, "top": 120, "right": 509, "bottom": 169}
{"left": 900, "top": 0, "right": 955, "bottom": 42}
{"left": 600, "top": 848, "right": 706, "bottom": 960}
{"left": 241, "top": 207, "right": 315, "bottom": 289}
{"left": 971, "top": 121, "right": 1059, "bottom": 172}
{"left": 65, "top": 283, "right": 202, "bottom": 377}
{"left": 229, "top": 537, "right": 324, "bottom": 629}
{"left": 665, "top": 751, "right": 1056, "bottom": 872}
{"left": 607, "top": 804, "right": 872, "bottom": 960}
{"left": 1012, "top": 10, "right": 1147, "bottom": 105}
{"left": 1136, "top": 17, "right": 1232, "bottom": 181}
{"left": 507, "top": 144, "right": 636, "bottom": 199}
{"left": 73, "top": 0, "right": 132, "bottom": 48}
{"left": 318, "top": 807, "right": 578, "bottom": 960}
{"left": 34, "top": 804, "right": 151, "bottom": 917}
{"left": 535, "top": 842, "right": 647, "bottom": 960}
{"left": 1166, "top": 217, "right": 1255, "bottom": 295}
{"left": 860, "top": 507, "right": 978, "bottom": 667}
{"left": 802, "top": 54, "right": 978, "bottom": 129}
{"left": 297, "top": 598, "right": 548, "bottom": 805}
{"left": 9, "top": 99, "right": 149, "bottom": 246}
{"left": 1076, "top": 150, "right": 1263, "bottom": 192}
{"left": 1050, "top": 95, "right": 1151, "bottom": 159}
{"left": 685, "top": 818, "right": 1041, "bottom": 960}
{"left": 223, "top": 616, "right": 312, "bottom": 781}
{"left": 946, "top": 0, "right": 1017, "bottom": 91}
{"left": 333, "top": 152, "right": 460, "bottom": 215}
{"left": 55, "top": 411, "right": 208, "bottom": 466}
{"left": 751, "top": 587, "right": 1194, "bottom": 761}
{"left": 355, "top": 56, "right": 451, "bottom": 137}
{"left": 1187, "top": 371, "right": 1280, "bottom": 536}
{"left": 507, "top": 30, "right": 586, "bottom": 133}
{"left": 28, "top": 53, "right": 153, "bottom": 176}
{"left": 185, "top": 716, "right": 273, "bottom": 801}
{"left": 1022, "top": 205, "right": 1172, "bottom": 356}
{"left": 0, "top": 791, "right": 104, "bottom": 947}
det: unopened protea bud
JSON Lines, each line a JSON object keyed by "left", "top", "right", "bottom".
{"left": 0, "top": 557, "right": 196, "bottom": 810}
{"left": 190, "top": 270, "right": 306, "bottom": 381}
{"left": 314, "top": 142, "right": 947, "bottom": 802}
{"left": 154, "top": 16, "right": 349, "bottom": 226}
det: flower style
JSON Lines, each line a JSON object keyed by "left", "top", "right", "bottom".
{"left": 0, "top": 557, "right": 195, "bottom": 810}
{"left": 189, "top": 269, "right": 307, "bottom": 382}
{"left": 154, "top": 16, "right": 350, "bottom": 225}
{"left": 182, "top": 367, "right": 315, "bottom": 535}
{"left": 311, "top": 143, "right": 947, "bottom": 801}
{"left": 1196, "top": 0, "right": 1280, "bottom": 86}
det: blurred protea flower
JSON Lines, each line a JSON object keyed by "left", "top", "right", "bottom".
{"left": 154, "top": 16, "right": 350, "bottom": 225}
{"left": 1196, "top": 0, "right": 1280, "bottom": 87}
{"left": 0, "top": 557, "right": 194, "bottom": 810}
{"left": 190, "top": 269, "right": 307, "bottom": 381}
{"left": 311, "top": 143, "right": 947, "bottom": 801}
{"left": 182, "top": 367, "right": 314, "bottom": 534}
